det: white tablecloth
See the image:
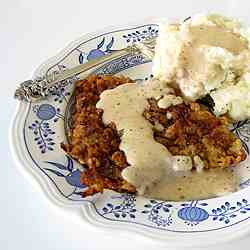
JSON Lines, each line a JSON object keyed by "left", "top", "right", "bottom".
{"left": 2, "top": 0, "right": 250, "bottom": 249}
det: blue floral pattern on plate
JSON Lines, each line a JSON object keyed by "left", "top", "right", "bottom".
{"left": 13, "top": 22, "right": 250, "bottom": 240}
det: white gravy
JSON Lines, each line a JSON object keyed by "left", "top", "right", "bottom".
{"left": 96, "top": 79, "right": 239, "bottom": 201}
{"left": 145, "top": 168, "right": 239, "bottom": 201}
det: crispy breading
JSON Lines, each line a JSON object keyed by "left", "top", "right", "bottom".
{"left": 144, "top": 100, "right": 246, "bottom": 168}
{"left": 62, "top": 75, "right": 246, "bottom": 197}
{"left": 61, "top": 75, "right": 136, "bottom": 196}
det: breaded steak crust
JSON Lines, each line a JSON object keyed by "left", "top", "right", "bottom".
{"left": 62, "top": 75, "right": 246, "bottom": 197}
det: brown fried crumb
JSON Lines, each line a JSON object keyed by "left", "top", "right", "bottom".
{"left": 61, "top": 75, "right": 136, "bottom": 196}
{"left": 62, "top": 75, "right": 246, "bottom": 197}
{"left": 144, "top": 99, "right": 246, "bottom": 168}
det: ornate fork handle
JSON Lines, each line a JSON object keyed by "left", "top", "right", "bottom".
{"left": 14, "top": 38, "right": 156, "bottom": 102}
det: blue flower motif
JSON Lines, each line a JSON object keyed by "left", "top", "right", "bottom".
{"left": 178, "top": 207, "right": 209, "bottom": 226}
{"left": 178, "top": 199, "right": 250, "bottom": 226}
{"left": 178, "top": 201, "right": 209, "bottom": 226}
{"left": 52, "top": 87, "right": 71, "bottom": 103}
{"left": 94, "top": 54, "right": 147, "bottom": 75}
{"left": 66, "top": 169, "right": 85, "bottom": 188}
{"left": 210, "top": 199, "right": 250, "bottom": 224}
{"left": 29, "top": 120, "right": 56, "bottom": 153}
{"left": 87, "top": 49, "right": 106, "bottom": 61}
{"left": 44, "top": 66, "right": 76, "bottom": 102}
{"left": 78, "top": 37, "right": 115, "bottom": 63}
{"left": 142, "top": 200, "right": 173, "bottom": 227}
{"left": 100, "top": 194, "right": 137, "bottom": 219}
{"left": 36, "top": 104, "right": 57, "bottom": 120}
{"left": 44, "top": 155, "right": 87, "bottom": 198}
{"left": 122, "top": 26, "right": 158, "bottom": 43}
{"left": 30, "top": 104, "right": 64, "bottom": 153}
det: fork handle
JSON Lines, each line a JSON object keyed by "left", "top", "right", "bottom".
{"left": 14, "top": 45, "right": 141, "bottom": 102}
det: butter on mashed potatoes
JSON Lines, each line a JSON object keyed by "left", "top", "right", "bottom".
{"left": 153, "top": 14, "right": 250, "bottom": 120}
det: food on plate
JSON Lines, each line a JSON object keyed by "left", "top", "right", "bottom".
{"left": 210, "top": 79, "right": 250, "bottom": 120}
{"left": 144, "top": 100, "right": 246, "bottom": 169}
{"left": 153, "top": 14, "right": 250, "bottom": 120}
{"left": 62, "top": 14, "right": 249, "bottom": 201}
{"left": 62, "top": 75, "right": 136, "bottom": 196}
{"left": 62, "top": 74, "right": 246, "bottom": 200}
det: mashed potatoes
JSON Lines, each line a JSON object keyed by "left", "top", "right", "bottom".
{"left": 153, "top": 14, "right": 250, "bottom": 120}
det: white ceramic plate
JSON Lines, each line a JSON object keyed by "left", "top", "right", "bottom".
{"left": 11, "top": 19, "right": 250, "bottom": 247}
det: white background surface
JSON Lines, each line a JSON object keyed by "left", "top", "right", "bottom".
{"left": 1, "top": 0, "right": 250, "bottom": 249}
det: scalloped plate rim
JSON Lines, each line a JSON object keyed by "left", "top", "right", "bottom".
{"left": 10, "top": 18, "right": 250, "bottom": 247}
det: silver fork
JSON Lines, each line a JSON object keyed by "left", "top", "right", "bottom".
{"left": 14, "top": 37, "right": 156, "bottom": 102}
